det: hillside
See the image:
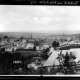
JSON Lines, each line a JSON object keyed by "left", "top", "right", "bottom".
{"left": 0, "top": 32, "right": 80, "bottom": 39}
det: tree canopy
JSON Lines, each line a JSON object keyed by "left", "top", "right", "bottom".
{"left": 52, "top": 41, "right": 59, "bottom": 47}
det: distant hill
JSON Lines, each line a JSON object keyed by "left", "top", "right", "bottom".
{"left": 0, "top": 32, "right": 51, "bottom": 39}
{"left": 0, "top": 32, "right": 80, "bottom": 39}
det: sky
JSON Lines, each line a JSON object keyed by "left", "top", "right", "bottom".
{"left": 0, "top": 5, "right": 80, "bottom": 34}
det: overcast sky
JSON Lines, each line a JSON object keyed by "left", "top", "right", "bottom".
{"left": 0, "top": 5, "right": 80, "bottom": 34}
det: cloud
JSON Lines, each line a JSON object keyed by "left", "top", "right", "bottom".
{"left": 0, "top": 5, "right": 80, "bottom": 33}
{"left": 33, "top": 17, "right": 52, "bottom": 25}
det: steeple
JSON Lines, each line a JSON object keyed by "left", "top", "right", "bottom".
{"left": 63, "top": 33, "right": 64, "bottom": 38}
{"left": 31, "top": 33, "right": 32, "bottom": 39}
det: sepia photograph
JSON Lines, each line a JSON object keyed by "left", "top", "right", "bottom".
{"left": 0, "top": 4, "right": 80, "bottom": 77}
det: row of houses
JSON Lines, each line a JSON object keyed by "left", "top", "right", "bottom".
{"left": 0, "top": 38, "right": 49, "bottom": 52}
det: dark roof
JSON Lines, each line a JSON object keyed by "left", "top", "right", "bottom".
{"left": 59, "top": 44, "right": 80, "bottom": 50}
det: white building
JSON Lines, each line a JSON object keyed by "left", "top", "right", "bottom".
{"left": 43, "top": 44, "right": 49, "bottom": 49}
{"left": 26, "top": 43, "right": 34, "bottom": 49}
{"left": 5, "top": 46, "right": 13, "bottom": 51}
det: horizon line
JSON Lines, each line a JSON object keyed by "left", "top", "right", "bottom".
{"left": 0, "top": 31, "right": 80, "bottom": 35}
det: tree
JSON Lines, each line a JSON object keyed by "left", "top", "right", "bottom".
{"left": 60, "top": 52, "right": 76, "bottom": 74}
{"left": 20, "top": 36, "right": 24, "bottom": 39}
{"left": 4, "top": 36, "right": 8, "bottom": 39}
{"left": 52, "top": 41, "right": 59, "bottom": 48}
{"left": 34, "top": 40, "right": 40, "bottom": 46}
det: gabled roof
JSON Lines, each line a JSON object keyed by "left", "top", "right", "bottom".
{"left": 43, "top": 50, "right": 60, "bottom": 67}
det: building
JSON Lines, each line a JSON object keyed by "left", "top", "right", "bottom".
{"left": 26, "top": 43, "right": 34, "bottom": 49}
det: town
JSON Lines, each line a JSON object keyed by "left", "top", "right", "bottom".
{"left": 0, "top": 32, "right": 80, "bottom": 75}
